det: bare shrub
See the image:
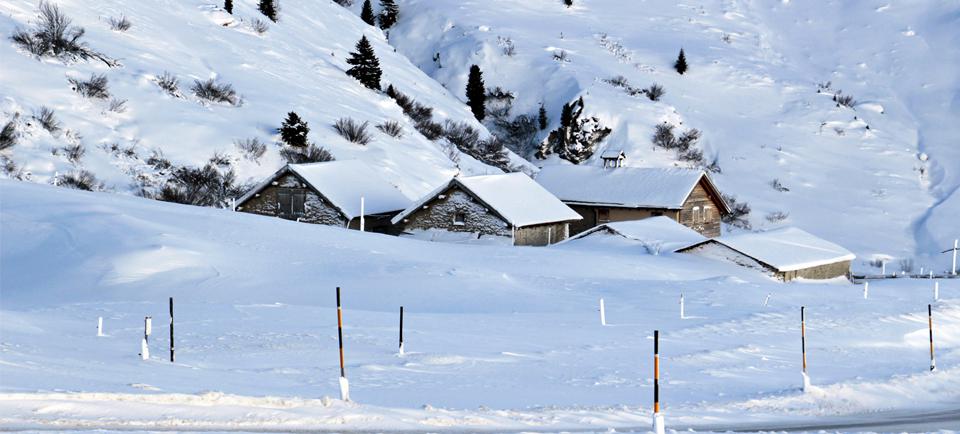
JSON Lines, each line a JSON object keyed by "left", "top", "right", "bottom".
{"left": 333, "top": 118, "right": 372, "bottom": 145}
{"left": 722, "top": 194, "right": 752, "bottom": 229}
{"left": 415, "top": 119, "right": 443, "bottom": 140}
{"left": 442, "top": 120, "right": 481, "bottom": 150}
{"left": 376, "top": 120, "right": 403, "bottom": 138}
{"left": 107, "top": 14, "right": 131, "bottom": 31}
{"left": 645, "top": 83, "right": 665, "bottom": 101}
{"left": 334, "top": 0, "right": 354, "bottom": 5}
{"left": 155, "top": 157, "right": 242, "bottom": 208}
{"left": 280, "top": 143, "right": 335, "bottom": 164}
{"left": 497, "top": 36, "right": 516, "bottom": 56}
{"left": 68, "top": 73, "right": 110, "bottom": 99}
{"left": 765, "top": 210, "right": 789, "bottom": 223}
{"left": 604, "top": 75, "right": 630, "bottom": 88}
{"left": 1, "top": 155, "right": 28, "bottom": 180}
{"left": 32, "top": 107, "right": 60, "bottom": 133}
{"left": 250, "top": 18, "right": 269, "bottom": 34}
{"left": 835, "top": 92, "right": 856, "bottom": 108}
{"left": 553, "top": 50, "right": 569, "bottom": 62}
{"left": 679, "top": 147, "right": 703, "bottom": 163}
{"left": 107, "top": 98, "right": 127, "bottom": 113}
{"left": 0, "top": 119, "right": 16, "bottom": 150}
{"left": 770, "top": 178, "right": 789, "bottom": 192}
{"left": 385, "top": 85, "right": 433, "bottom": 124}
{"left": 11, "top": 2, "right": 114, "bottom": 66}
{"left": 146, "top": 149, "right": 172, "bottom": 171}
{"left": 234, "top": 138, "right": 267, "bottom": 162}
{"left": 652, "top": 122, "right": 676, "bottom": 148}
{"left": 192, "top": 78, "right": 239, "bottom": 105}
{"left": 55, "top": 170, "right": 103, "bottom": 191}
{"left": 676, "top": 128, "right": 700, "bottom": 152}
{"left": 60, "top": 143, "right": 85, "bottom": 164}
{"left": 155, "top": 71, "right": 181, "bottom": 97}
{"left": 492, "top": 113, "right": 539, "bottom": 158}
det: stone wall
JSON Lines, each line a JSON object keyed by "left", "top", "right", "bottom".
{"left": 237, "top": 173, "right": 347, "bottom": 226}
{"left": 399, "top": 187, "right": 512, "bottom": 238}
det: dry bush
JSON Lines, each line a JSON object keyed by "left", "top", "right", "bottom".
{"left": 55, "top": 170, "right": 102, "bottom": 191}
{"left": 33, "top": 107, "right": 60, "bottom": 133}
{"left": 192, "top": 78, "right": 239, "bottom": 105}
{"left": 68, "top": 73, "right": 110, "bottom": 99}
{"left": 155, "top": 71, "right": 181, "bottom": 97}
{"left": 11, "top": 2, "right": 115, "bottom": 65}
{"left": 333, "top": 118, "right": 372, "bottom": 145}
{"left": 376, "top": 120, "right": 403, "bottom": 138}
{"left": 234, "top": 138, "right": 267, "bottom": 162}
{"left": 280, "top": 143, "right": 335, "bottom": 164}
{"left": 107, "top": 15, "right": 131, "bottom": 31}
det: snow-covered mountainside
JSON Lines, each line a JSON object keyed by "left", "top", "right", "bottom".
{"left": 0, "top": 0, "right": 525, "bottom": 201}
{"left": 2, "top": 180, "right": 959, "bottom": 431}
{"left": 382, "top": 0, "right": 959, "bottom": 270}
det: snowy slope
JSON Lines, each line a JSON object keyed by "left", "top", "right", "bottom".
{"left": 3, "top": 179, "right": 960, "bottom": 431}
{"left": 383, "top": 0, "right": 960, "bottom": 271}
{"left": 0, "top": 0, "right": 528, "bottom": 200}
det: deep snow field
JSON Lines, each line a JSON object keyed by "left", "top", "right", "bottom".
{"left": 2, "top": 180, "right": 959, "bottom": 432}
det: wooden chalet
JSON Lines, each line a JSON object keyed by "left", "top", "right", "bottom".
{"left": 535, "top": 165, "right": 729, "bottom": 237}
{"left": 235, "top": 160, "right": 411, "bottom": 233}
{"left": 391, "top": 173, "right": 582, "bottom": 246}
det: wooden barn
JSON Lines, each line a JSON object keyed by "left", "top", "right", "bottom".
{"left": 391, "top": 173, "right": 582, "bottom": 246}
{"left": 677, "top": 227, "right": 855, "bottom": 281}
{"left": 235, "top": 160, "right": 411, "bottom": 233}
{"left": 536, "top": 165, "right": 729, "bottom": 237}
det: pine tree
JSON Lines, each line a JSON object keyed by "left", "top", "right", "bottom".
{"left": 379, "top": 0, "right": 399, "bottom": 30}
{"left": 538, "top": 104, "right": 548, "bottom": 130}
{"left": 224, "top": 0, "right": 233, "bottom": 14}
{"left": 258, "top": 0, "right": 277, "bottom": 22}
{"left": 280, "top": 112, "right": 310, "bottom": 148}
{"left": 346, "top": 36, "right": 382, "bottom": 90}
{"left": 564, "top": 0, "right": 573, "bottom": 7}
{"left": 674, "top": 48, "right": 688, "bottom": 75}
{"left": 465, "top": 64, "right": 486, "bottom": 122}
{"left": 360, "top": 0, "right": 376, "bottom": 26}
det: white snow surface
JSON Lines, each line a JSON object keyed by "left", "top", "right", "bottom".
{"left": 271, "top": 160, "right": 411, "bottom": 219}
{"left": 537, "top": 165, "right": 710, "bottom": 209}
{"left": 564, "top": 216, "right": 706, "bottom": 254}
{"left": 394, "top": 172, "right": 581, "bottom": 227}
{"left": 686, "top": 227, "right": 857, "bottom": 272}
{"left": 3, "top": 180, "right": 960, "bottom": 432}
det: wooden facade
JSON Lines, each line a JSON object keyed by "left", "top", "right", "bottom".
{"left": 566, "top": 178, "right": 725, "bottom": 237}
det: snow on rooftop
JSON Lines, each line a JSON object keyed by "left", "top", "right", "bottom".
{"left": 689, "top": 227, "right": 856, "bottom": 272}
{"left": 536, "top": 165, "right": 706, "bottom": 209}
{"left": 393, "top": 173, "right": 581, "bottom": 227}
{"left": 600, "top": 150, "right": 625, "bottom": 159}
{"left": 565, "top": 216, "right": 706, "bottom": 253}
{"left": 289, "top": 160, "right": 412, "bottom": 219}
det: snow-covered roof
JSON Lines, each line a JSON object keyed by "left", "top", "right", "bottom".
{"left": 238, "top": 160, "right": 411, "bottom": 220}
{"left": 392, "top": 173, "right": 582, "bottom": 227}
{"left": 565, "top": 216, "right": 706, "bottom": 252}
{"left": 680, "top": 227, "right": 856, "bottom": 272}
{"left": 600, "top": 149, "right": 625, "bottom": 159}
{"left": 536, "top": 165, "right": 727, "bottom": 212}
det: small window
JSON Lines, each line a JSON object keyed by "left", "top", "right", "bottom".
{"left": 597, "top": 208, "right": 610, "bottom": 223}
{"left": 692, "top": 206, "right": 701, "bottom": 223}
{"left": 277, "top": 190, "right": 306, "bottom": 219}
{"left": 703, "top": 206, "right": 712, "bottom": 221}
{"left": 453, "top": 212, "right": 467, "bottom": 226}
{"left": 652, "top": 211, "right": 663, "bottom": 217}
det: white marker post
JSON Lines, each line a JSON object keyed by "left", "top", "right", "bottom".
{"left": 97, "top": 317, "right": 104, "bottom": 337}
{"left": 801, "top": 306, "right": 811, "bottom": 392}
{"left": 679, "top": 293, "right": 685, "bottom": 320}
{"left": 863, "top": 282, "right": 869, "bottom": 299}
{"left": 881, "top": 261, "right": 886, "bottom": 277}
{"left": 763, "top": 293, "right": 771, "bottom": 307}
{"left": 141, "top": 316, "right": 152, "bottom": 361}
{"left": 599, "top": 298, "right": 606, "bottom": 326}
{"left": 359, "top": 197, "right": 365, "bottom": 232}
{"left": 934, "top": 281, "right": 939, "bottom": 301}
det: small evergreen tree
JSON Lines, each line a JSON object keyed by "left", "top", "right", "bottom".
{"left": 280, "top": 112, "right": 310, "bottom": 148}
{"left": 346, "top": 35, "right": 382, "bottom": 90}
{"left": 564, "top": 0, "right": 573, "bottom": 7}
{"left": 378, "top": 0, "right": 399, "bottom": 30}
{"left": 258, "top": 0, "right": 277, "bottom": 22}
{"left": 538, "top": 104, "right": 548, "bottom": 130}
{"left": 360, "top": 0, "right": 376, "bottom": 26}
{"left": 674, "top": 48, "right": 687, "bottom": 75}
{"left": 224, "top": 0, "right": 233, "bottom": 14}
{"left": 465, "top": 65, "right": 486, "bottom": 122}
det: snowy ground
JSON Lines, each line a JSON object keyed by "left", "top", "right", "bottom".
{"left": 2, "top": 180, "right": 959, "bottom": 432}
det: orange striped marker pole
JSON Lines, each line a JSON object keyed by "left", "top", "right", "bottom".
{"left": 928, "top": 304, "right": 936, "bottom": 372}
{"left": 336, "top": 287, "right": 350, "bottom": 401}
{"left": 801, "top": 306, "right": 810, "bottom": 391}
{"left": 652, "top": 330, "right": 665, "bottom": 434}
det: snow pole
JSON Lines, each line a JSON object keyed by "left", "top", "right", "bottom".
{"left": 141, "top": 316, "right": 152, "bottom": 360}
{"left": 763, "top": 293, "right": 771, "bottom": 307}
{"left": 336, "top": 287, "right": 350, "bottom": 401}
{"left": 928, "top": 304, "right": 936, "bottom": 372}
{"left": 801, "top": 306, "right": 810, "bottom": 391}
{"left": 398, "top": 306, "right": 405, "bottom": 356}
{"left": 863, "top": 281, "right": 869, "bottom": 299}
{"left": 359, "top": 197, "right": 365, "bottom": 232}
{"left": 679, "top": 293, "right": 685, "bottom": 319}
{"left": 599, "top": 298, "right": 606, "bottom": 326}
{"left": 652, "top": 330, "right": 665, "bottom": 434}
{"left": 953, "top": 239, "right": 958, "bottom": 276}
{"left": 97, "top": 316, "right": 104, "bottom": 337}
{"left": 145, "top": 316, "right": 152, "bottom": 345}
{"left": 881, "top": 261, "right": 886, "bottom": 276}
{"left": 934, "top": 281, "right": 939, "bottom": 301}
{"left": 169, "top": 297, "right": 174, "bottom": 363}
